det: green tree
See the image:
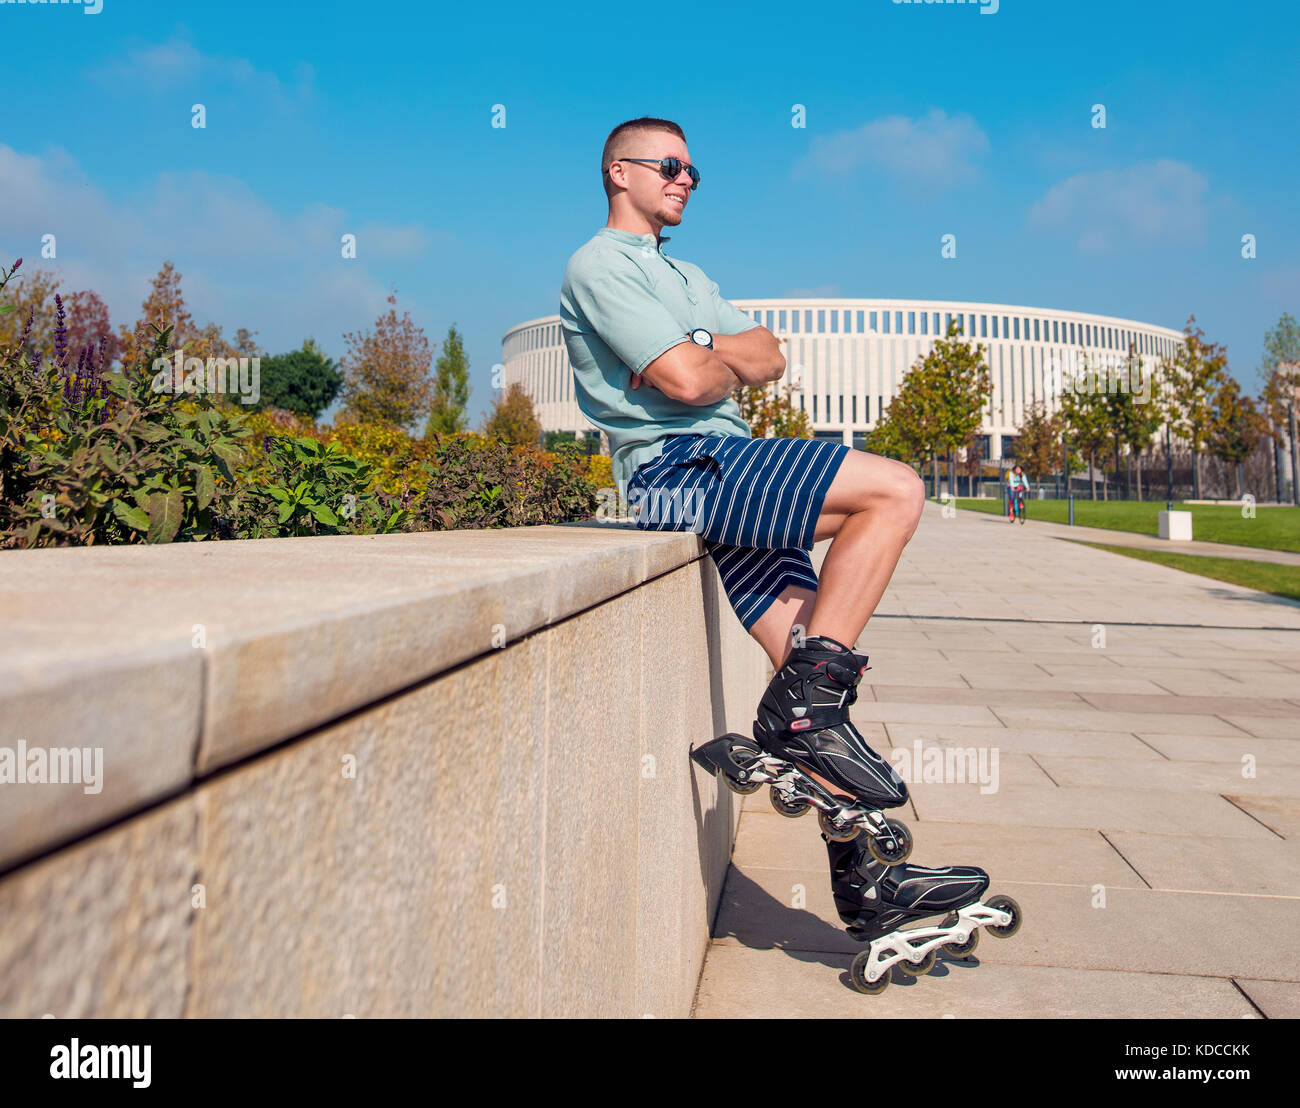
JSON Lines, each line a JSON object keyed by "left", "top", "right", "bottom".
{"left": 481, "top": 381, "right": 542, "bottom": 447}
{"left": 1015, "top": 401, "right": 1063, "bottom": 484}
{"left": 1120, "top": 344, "right": 1164, "bottom": 501}
{"left": 425, "top": 323, "right": 471, "bottom": 436}
{"left": 869, "top": 320, "right": 989, "bottom": 497}
{"left": 1163, "top": 316, "right": 1228, "bottom": 499}
{"left": 737, "top": 377, "right": 813, "bottom": 439}
{"left": 255, "top": 339, "right": 344, "bottom": 420}
{"left": 1208, "top": 375, "right": 1267, "bottom": 498}
{"left": 0, "top": 265, "right": 61, "bottom": 357}
{"left": 1258, "top": 314, "right": 1300, "bottom": 502}
{"left": 1059, "top": 354, "right": 1112, "bottom": 500}
{"left": 544, "top": 430, "right": 578, "bottom": 451}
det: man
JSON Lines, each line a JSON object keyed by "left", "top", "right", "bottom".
{"left": 559, "top": 119, "right": 1000, "bottom": 983}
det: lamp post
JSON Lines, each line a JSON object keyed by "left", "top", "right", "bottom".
{"left": 1290, "top": 391, "right": 1299, "bottom": 508}
{"left": 1165, "top": 420, "right": 1174, "bottom": 513}
{"left": 1063, "top": 436, "right": 1074, "bottom": 526}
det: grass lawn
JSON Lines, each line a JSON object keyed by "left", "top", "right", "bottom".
{"left": 955, "top": 497, "right": 1300, "bottom": 554}
{"left": 1071, "top": 541, "right": 1300, "bottom": 604}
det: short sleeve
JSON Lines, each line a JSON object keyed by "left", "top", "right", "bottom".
{"left": 565, "top": 252, "right": 688, "bottom": 375}
{"left": 708, "top": 279, "right": 761, "bottom": 336}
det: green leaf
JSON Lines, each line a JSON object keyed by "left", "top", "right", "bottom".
{"left": 112, "top": 499, "right": 151, "bottom": 532}
{"left": 276, "top": 502, "right": 295, "bottom": 524}
{"left": 0, "top": 303, "right": 14, "bottom": 316}
{"left": 194, "top": 466, "right": 215, "bottom": 510}
{"left": 212, "top": 441, "right": 243, "bottom": 473}
{"left": 98, "top": 444, "right": 123, "bottom": 473}
{"left": 136, "top": 422, "right": 171, "bottom": 442}
{"left": 146, "top": 487, "right": 184, "bottom": 544}
{"left": 305, "top": 502, "right": 340, "bottom": 526}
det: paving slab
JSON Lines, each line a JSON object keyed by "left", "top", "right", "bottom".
{"left": 1104, "top": 831, "right": 1300, "bottom": 896}
{"left": 1037, "top": 755, "right": 1300, "bottom": 796}
{"left": 884, "top": 723, "right": 1163, "bottom": 760}
{"left": 1220, "top": 794, "right": 1300, "bottom": 838}
{"left": 731, "top": 811, "right": 1138, "bottom": 889}
{"left": 1233, "top": 980, "right": 1300, "bottom": 1018}
{"left": 717, "top": 869, "right": 1300, "bottom": 981}
{"left": 693, "top": 945, "right": 1260, "bottom": 1019}
{"left": 908, "top": 783, "right": 1280, "bottom": 839}
{"left": 1139, "top": 733, "right": 1300, "bottom": 766}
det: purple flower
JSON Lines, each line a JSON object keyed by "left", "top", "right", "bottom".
{"left": 16, "top": 307, "right": 34, "bottom": 356}
{"left": 53, "top": 294, "right": 69, "bottom": 369}
{"left": 11, "top": 258, "right": 21, "bottom": 273}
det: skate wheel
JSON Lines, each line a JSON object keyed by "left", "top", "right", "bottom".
{"left": 716, "top": 741, "right": 763, "bottom": 795}
{"left": 818, "top": 810, "right": 859, "bottom": 842}
{"left": 899, "top": 950, "right": 936, "bottom": 977}
{"left": 939, "top": 914, "right": 980, "bottom": 959}
{"left": 769, "top": 788, "right": 810, "bottom": 817}
{"left": 849, "top": 952, "right": 890, "bottom": 995}
{"left": 866, "top": 819, "right": 913, "bottom": 866}
{"left": 984, "top": 895, "right": 1022, "bottom": 938}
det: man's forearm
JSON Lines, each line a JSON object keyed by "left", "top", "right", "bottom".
{"left": 713, "top": 328, "right": 786, "bottom": 386}
{"left": 689, "top": 354, "right": 744, "bottom": 405}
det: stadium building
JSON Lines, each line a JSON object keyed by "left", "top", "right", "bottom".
{"left": 502, "top": 298, "right": 1185, "bottom": 462}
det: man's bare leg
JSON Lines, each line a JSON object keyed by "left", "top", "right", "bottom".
{"left": 806, "top": 451, "right": 925, "bottom": 645}
{"left": 748, "top": 451, "right": 924, "bottom": 666}
{"left": 749, "top": 584, "right": 816, "bottom": 671}
{"left": 744, "top": 451, "right": 925, "bottom": 795}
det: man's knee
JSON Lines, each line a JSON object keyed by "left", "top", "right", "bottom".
{"left": 864, "top": 456, "right": 924, "bottom": 520}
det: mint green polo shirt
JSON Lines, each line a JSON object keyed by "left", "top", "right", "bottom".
{"left": 559, "top": 227, "right": 759, "bottom": 494}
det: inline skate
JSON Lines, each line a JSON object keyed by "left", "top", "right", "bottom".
{"left": 692, "top": 634, "right": 913, "bottom": 864}
{"left": 824, "top": 832, "right": 1023, "bottom": 995}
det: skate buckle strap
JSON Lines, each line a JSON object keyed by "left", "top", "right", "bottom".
{"left": 789, "top": 704, "right": 854, "bottom": 732}
{"left": 823, "top": 657, "right": 870, "bottom": 686}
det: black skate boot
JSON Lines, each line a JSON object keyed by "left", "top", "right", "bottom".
{"left": 753, "top": 634, "right": 906, "bottom": 806}
{"left": 824, "top": 832, "right": 1023, "bottom": 996}
{"left": 743, "top": 634, "right": 912, "bottom": 859}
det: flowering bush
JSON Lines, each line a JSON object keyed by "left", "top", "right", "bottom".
{"left": 1, "top": 256, "right": 605, "bottom": 546}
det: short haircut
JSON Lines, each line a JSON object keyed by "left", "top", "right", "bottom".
{"left": 601, "top": 117, "right": 687, "bottom": 198}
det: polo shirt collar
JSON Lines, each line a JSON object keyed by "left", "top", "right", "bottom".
{"left": 598, "top": 227, "right": 671, "bottom": 251}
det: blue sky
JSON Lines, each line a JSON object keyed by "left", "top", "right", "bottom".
{"left": 2, "top": 0, "right": 1297, "bottom": 425}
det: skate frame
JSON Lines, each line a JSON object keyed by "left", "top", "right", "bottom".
{"left": 856, "top": 902, "right": 1015, "bottom": 984}
{"left": 708, "top": 738, "right": 897, "bottom": 842}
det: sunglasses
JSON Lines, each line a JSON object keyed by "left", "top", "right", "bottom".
{"left": 613, "top": 156, "right": 701, "bottom": 191}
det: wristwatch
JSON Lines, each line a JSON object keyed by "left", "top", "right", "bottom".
{"left": 689, "top": 328, "right": 714, "bottom": 349}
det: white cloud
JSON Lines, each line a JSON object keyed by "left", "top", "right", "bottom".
{"left": 0, "top": 142, "right": 437, "bottom": 357}
{"left": 796, "top": 109, "right": 989, "bottom": 187}
{"left": 1027, "top": 159, "right": 1209, "bottom": 254}
{"left": 86, "top": 32, "right": 315, "bottom": 110}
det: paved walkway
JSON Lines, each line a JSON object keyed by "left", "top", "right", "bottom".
{"left": 692, "top": 501, "right": 1300, "bottom": 1017}
{"left": 964, "top": 505, "right": 1300, "bottom": 567}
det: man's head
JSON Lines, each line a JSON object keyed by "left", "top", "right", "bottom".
{"left": 602, "top": 117, "right": 695, "bottom": 233}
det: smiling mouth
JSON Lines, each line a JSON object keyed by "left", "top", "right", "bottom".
{"left": 665, "top": 194, "right": 686, "bottom": 207}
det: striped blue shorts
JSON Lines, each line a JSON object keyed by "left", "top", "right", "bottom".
{"left": 625, "top": 433, "right": 850, "bottom": 631}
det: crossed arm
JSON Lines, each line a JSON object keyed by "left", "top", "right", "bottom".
{"left": 629, "top": 327, "right": 786, "bottom": 405}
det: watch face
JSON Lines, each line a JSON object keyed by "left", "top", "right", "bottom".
{"left": 691, "top": 329, "right": 713, "bottom": 347}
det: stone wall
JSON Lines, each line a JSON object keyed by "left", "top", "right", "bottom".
{"left": 0, "top": 524, "right": 765, "bottom": 1017}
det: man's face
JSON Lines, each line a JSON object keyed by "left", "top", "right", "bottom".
{"left": 614, "top": 130, "right": 694, "bottom": 227}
